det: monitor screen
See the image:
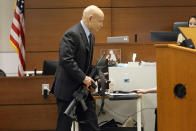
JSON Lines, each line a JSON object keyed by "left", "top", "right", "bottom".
{"left": 173, "top": 22, "right": 188, "bottom": 33}
{"left": 151, "top": 32, "right": 178, "bottom": 42}
{"left": 42, "top": 60, "right": 58, "bottom": 75}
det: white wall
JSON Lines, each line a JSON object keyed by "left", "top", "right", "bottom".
{"left": 0, "top": 53, "right": 19, "bottom": 76}
{"left": 0, "top": 0, "right": 18, "bottom": 76}
{"left": 0, "top": 0, "right": 16, "bottom": 52}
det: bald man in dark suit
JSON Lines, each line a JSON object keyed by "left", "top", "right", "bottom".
{"left": 51, "top": 5, "right": 104, "bottom": 131}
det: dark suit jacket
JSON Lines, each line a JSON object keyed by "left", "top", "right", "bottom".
{"left": 52, "top": 22, "right": 94, "bottom": 101}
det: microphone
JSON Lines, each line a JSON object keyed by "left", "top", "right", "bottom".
{"left": 134, "top": 34, "right": 137, "bottom": 43}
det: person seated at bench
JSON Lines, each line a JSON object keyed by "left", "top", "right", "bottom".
{"left": 177, "top": 15, "right": 196, "bottom": 44}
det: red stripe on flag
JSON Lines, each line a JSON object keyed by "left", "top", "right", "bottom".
{"left": 19, "top": 23, "right": 25, "bottom": 48}
{"left": 10, "top": 35, "right": 25, "bottom": 71}
{"left": 14, "top": 11, "right": 20, "bottom": 22}
{"left": 14, "top": 11, "right": 25, "bottom": 48}
{"left": 11, "top": 23, "right": 20, "bottom": 36}
{"left": 18, "top": 67, "right": 22, "bottom": 76}
{"left": 18, "top": 67, "right": 21, "bottom": 76}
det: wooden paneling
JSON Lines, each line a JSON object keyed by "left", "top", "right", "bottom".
{"left": 0, "top": 76, "right": 57, "bottom": 130}
{"left": 25, "top": 0, "right": 111, "bottom": 9}
{"left": 26, "top": 52, "right": 59, "bottom": 70}
{"left": 112, "top": 7, "right": 196, "bottom": 42}
{"left": 0, "top": 105, "right": 57, "bottom": 130}
{"left": 26, "top": 43, "right": 157, "bottom": 70}
{"left": 25, "top": 0, "right": 196, "bottom": 70}
{"left": 93, "top": 43, "right": 156, "bottom": 63}
{"left": 25, "top": 0, "right": 196, "bottom": 8}
{"left": 0, "top": 76, "right": 55, "bottom": 105}
{"left": 25, "top": 8, "right": 111, "bottom": 51}
{"left": 156, "top": 44, "right": 196, "bottom": 131}
{"left": 112, "top": 0, "right": 196, "bottom": 7}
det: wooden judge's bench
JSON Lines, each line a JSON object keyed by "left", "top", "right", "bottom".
{"left": 155, "top": 28, "right": 196, "bottom": 131}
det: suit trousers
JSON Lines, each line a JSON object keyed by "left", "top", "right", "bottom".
{"left": 56, "top": 98, "right": 99, "bottom": 131}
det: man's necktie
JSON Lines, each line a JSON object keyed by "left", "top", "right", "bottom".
{"left": 88, "top": 33, "right": 94, "bottom": 66}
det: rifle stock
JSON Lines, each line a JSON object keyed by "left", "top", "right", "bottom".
{"left": 64, "top": 99, "right": 77, "bottom": 119}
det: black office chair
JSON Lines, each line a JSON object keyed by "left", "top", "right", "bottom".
{"left": 42, "top": 60, "right": 58, "bottom": 75}
{"left": 172, "top": 22, "right": 188, "bottom": 33}
{"left": 0, "top": 69, "right": 6, "bottom": 77}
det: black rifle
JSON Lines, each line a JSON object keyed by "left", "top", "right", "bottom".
{"left": 64, "top": 53, "right": 106, "bottom": 120}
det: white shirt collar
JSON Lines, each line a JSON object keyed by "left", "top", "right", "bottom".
{"left": 80, "top": 20, "right": 90, "bottom": 43}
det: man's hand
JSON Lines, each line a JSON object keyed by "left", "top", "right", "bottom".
{"left": 104, "top": 72, "right": 109, "bottom": 76}
{"left": 83, "top": 76, "right": 95, "bottom": 90}
{"left": 83, "top": 85, "right": 95, "bottom": 92}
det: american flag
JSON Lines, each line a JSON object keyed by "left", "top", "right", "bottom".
{"left": 10, "top": 0, "right": 25, "bottom": 76}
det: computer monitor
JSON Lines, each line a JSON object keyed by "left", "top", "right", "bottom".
{"left": 173, "top": 22, "right": 188, "bottom": 33}
{"left": 151, "top": 31, "right": 178, "bottom": 42}
{"left": 42, "top": 60, "right": 58, "bottom": 75}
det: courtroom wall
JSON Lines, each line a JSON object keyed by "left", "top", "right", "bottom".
{"left": 25, "top": 0, "right": 196, "bottom": 70}
{"left": 0, "top": 0, "right": 15, "bottom": 52}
